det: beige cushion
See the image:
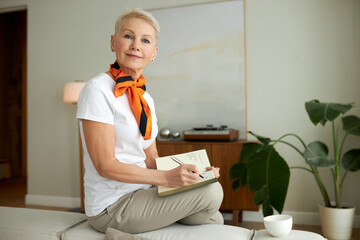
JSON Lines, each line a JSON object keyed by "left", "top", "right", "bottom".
{"left": 63, "top": 220, "right": 254, "bottom": 240}
{"left": 63, "top": 221, "right": 104, "bottom": 240}
{"left": 0, "top": 207, "right": 86, "bottom": 240}
{"left": 137, "top": 223, "right": 254, "bottom": 240}
{"left": 0, "top": 206, "right": 255, "bottom": 240}
{"left": 253, "top": 229, "right": 326, "bottom": 240}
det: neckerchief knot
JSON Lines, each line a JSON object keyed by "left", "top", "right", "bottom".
{"left": 110, "top": 61, "right": 152, "bottom": 140}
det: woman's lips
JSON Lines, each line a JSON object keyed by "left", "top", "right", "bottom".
{"left": 126, "top": 54, "right": 141, "bottom": 59}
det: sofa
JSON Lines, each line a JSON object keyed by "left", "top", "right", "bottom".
{"left": 0, "top": 207, "right": 326, "bottom": 240}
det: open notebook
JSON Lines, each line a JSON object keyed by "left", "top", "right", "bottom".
{"left": 155, "top": 149, "right": 217, "bottom": 197}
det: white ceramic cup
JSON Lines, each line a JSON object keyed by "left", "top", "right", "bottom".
{"left": 264, "top": 214, "right": 293, "bottom": 237}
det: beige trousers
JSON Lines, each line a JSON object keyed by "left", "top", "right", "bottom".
{"left": 88, "top": 181, "right": 224, "bottom": 234}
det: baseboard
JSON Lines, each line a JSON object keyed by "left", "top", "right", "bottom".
{"left": 25, "top": 194, "right": 81, "bottom": 209}
{"left": 241, "top": 210, "right": 321, "bottom": 225}
{"left": 233, "top": 209, "right": 360, "bottom": 228}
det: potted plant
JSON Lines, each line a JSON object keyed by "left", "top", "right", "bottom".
{"left": 230, "top": 99, "right": 360, "bottom": 240}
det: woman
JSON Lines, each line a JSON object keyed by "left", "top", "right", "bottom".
{"left": 76, "top": 9, "right": 224, "bottom": 237}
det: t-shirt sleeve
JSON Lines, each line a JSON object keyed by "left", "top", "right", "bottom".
{"left": 76, "top": 81, "right": 114, "bottom": 125}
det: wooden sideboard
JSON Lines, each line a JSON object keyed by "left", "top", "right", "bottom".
{"left": 156, "top": 140, "right": 258, "bottom": 225}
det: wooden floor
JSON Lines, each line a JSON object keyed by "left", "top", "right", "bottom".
{"left": 1, "top": 178, "right": 359, "bottom": 240}
{"left": 0, "top": 178, "right": 72, "bottom": 211}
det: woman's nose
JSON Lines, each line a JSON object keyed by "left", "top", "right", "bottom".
{"left": 130, "top": 40, "right": 140, "bottom": 51}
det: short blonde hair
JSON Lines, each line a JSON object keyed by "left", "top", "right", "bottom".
{"left": 114, "top": 9, "right": 160, "bottom": 44}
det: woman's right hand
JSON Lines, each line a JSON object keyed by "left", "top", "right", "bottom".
{"left": 165, "top": 164, "right": 201, "bottom": 187}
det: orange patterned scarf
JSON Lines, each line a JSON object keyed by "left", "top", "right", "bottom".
{"left": 109, "top": 61, "right": 152, "bottom": 140}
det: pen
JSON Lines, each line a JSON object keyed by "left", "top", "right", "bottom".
{"left": 170, "top": 156, "right": 204, "bottom": 179}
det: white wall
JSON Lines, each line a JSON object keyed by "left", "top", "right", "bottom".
{"left": 246, "top": 0, "right": 360, "bottom": 220}
{"left": 1, "top": 0, "right": 359, "bottom": 225}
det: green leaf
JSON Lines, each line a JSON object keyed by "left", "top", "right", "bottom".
{"left": 303, "top": 141, "right": 335, "bottom": 168}
{"left": 230, "top": 143, "right": 263, "bottom": 191}
{"left": 247, "top": 145, "right": 290, "bottom": 214}
{"left": 305, "top": 99, "right": 353, "bottom": 126}
{"left": 342, "top": 115, "right": 360, "bottom": 136}
{"left": 262, "top": 198, "right": 274, "bottom": 217}
{"left": 229, "top": 162, "right": 247, "bottom": 186}
{"left": 231, "top": 179, "right": 241, "bottom": 191}
{"left": 248, "top": 131, "right": 271, "bottom": 145}
{"left": 342, "top": 149, "right": 360, "bottom": 171}
{"left": 239, "top": 142, "right": 264, "bottom": 164}
{"left": 253, "top": 186, "right": 266, "bottom": 205}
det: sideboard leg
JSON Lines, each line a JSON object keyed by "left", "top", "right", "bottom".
{"left": 232, "top": 210, "right": 242, "bottom": 225}
{"left": 239, "top": 210, "right": 243, "bottom": 222}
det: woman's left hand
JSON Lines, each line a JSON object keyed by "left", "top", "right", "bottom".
{"left": 206, "top": 166, "right": 220, "bottom": 178}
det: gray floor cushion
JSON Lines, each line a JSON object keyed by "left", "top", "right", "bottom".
{"left": 63, "top": 220, "right": 254, "bottom": 240}
{"left": 0, "top": 206, "right": 254, "bottom": 240}
{"left": 1, "top": 207, "right": 325, "bottom": 240}
{"left": 0, "top": 207, "right": 86, "bottom": 240}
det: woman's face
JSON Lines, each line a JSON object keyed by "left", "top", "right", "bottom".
{"left": 111, "top": 18, "right": 158, "bottom": 77}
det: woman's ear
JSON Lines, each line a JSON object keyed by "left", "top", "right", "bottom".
{"left": 151, "top": 47, "right": 158, "bottom": 62}
{"left": 110, "top": 35, "right": 115, "bottom": 52}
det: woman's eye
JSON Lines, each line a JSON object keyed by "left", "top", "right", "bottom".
{"left": 124, "top": 34, "right": 132, "bottom": 39}
{"left": 143, "top": 39, "right": 150, "bottom": 44}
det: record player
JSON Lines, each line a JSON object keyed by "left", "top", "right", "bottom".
{"left": 183, "top": 125, "right": 239, "bottom": 142}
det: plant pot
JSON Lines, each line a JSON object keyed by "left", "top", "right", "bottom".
{"left": 318, "top": 203, "right": 355, "bottom": 240}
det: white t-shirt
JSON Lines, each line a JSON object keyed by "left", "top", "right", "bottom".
{"left": 76, "top": 72, "right": 158, "bottom": 217}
